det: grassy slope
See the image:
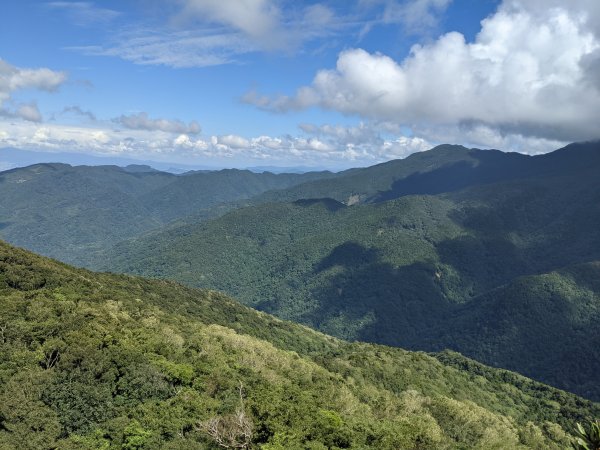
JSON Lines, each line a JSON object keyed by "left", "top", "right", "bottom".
{"left": 0, "top": 240, "right": 598, "bottom": 449}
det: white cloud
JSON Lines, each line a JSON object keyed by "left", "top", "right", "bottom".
{"left": 0, "top": 102, "right": 43, "bottom": 123}
{"left": 47, "top": 2, "right": 121, "bottom": 26}
{"left": 175, "top": 0, "right": 282, "bottom": 45}
{"left": 0, "top": 59, "right": 66, "bottom": 104}
{"left": 0, "top": 116, "right": 573, "bottom": 168}
{"left": 382, "top": 0, "right": 452, "bottom": 33}
{"left": 15, "top": 103, "right": 43, "bottom": 123}
{"left": 60, "top": 105, "right": 97, "bottom": 121}
{"left": 0, "top": 59, "right": 67, "bottom": 123}
{"left": 303, "top": 4, "right": 336, "bottom": 27}
{"left": 71, "top": 30, "right": 256, "bottom": 68}
{"left": 249, "top": 0, "right": 600, "bottom": 143}
{"left": 253, "top": 135, "right": 284, "bottom": 150}
{"left": 218, "top": 134, "right": 250, "bottom": 149}
{"left": 115, "top": 112, "right": 201, "bottom": 135}
{"left": 298, "top": 121, "right": 434, "bottom": 160}
{"left": 174, "top": 133, "right": 209, "bottom": 150}
{"left": 357, "top": 0, "right": 452, "bottom": 38}
{"left": 68, "top": 1, "right": 348, "bottom": 68}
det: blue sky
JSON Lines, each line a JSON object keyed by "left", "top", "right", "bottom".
{"left": 1, "top": 0, "right": 599, "bottom": 169}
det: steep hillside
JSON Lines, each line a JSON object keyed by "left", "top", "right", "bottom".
{"left": 423, "top": 262, "right": 600, "bottom": 400}
{"left": 102, "top": 142, "right": 600, "bottom": 400}
{"left": 0, "top": 163, "right": 334, "bottom": 265}
{"left": 0, "top": 241, "right": 597, "bottom": 449}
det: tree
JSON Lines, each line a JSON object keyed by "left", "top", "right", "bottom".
{"left": 198, "top": 382, "right": 253, "bottom": 449}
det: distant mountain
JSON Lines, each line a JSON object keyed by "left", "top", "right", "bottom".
{"left": 251, "top": 144, "right": 506, "bottom": 204}
{"left": 0, "top": 240, "right": 597, "bottom": 448}
{"left": 0, "top": 163, "right": 172, "bottom": 265}
{"left": 0, "top": 147, "right": 222, "bottom": 173}
{"left": 0, "top": 163, "right": 335, "bottom": 265}
{"left": 122, "top": 164, "right": 162, "bottom": 173}
{"left": 247, "top": 165, "right": 335, "bottom": 174}
{"left": 251, "top": 142, "right": 600, "bottom": 205}
{"left": 101, "top": 141, "right": 600, "bottom": 400}
{"left": 139, "top": 168, "right": 336, "bottom": 223}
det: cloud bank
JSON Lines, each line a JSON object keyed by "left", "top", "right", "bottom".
{"left": 248, "top": 0, "right": 600, "bottom": 143}
{"left": 0, "top": 119, "right": 436, "bottom": 168}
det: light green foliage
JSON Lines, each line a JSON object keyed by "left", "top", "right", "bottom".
{"left": 123, "top": 420, "right": 153, "bottom": 449}
{"left": 0, "top": 241, "right": 597, "bottom": 448}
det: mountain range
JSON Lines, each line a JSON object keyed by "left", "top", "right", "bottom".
{"left": 94, "top": 142, "right": 600, "bottom": 401}
{"left": 0, "top": 162, "right": 334, "bottom": 265}
{"left": 1, "top": 142, "right": 599, "bottom": 407}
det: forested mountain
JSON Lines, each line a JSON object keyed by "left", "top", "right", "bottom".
{"left": 251, "top": 142, "right": 600, "bottom": 205}
{"left": 101, "top": 141, "right": 600, "bottom": 400}
{"left": 0, "top": 240, "right": 598, "bottom": 449}
{"left": 140, "top": 168, "right": 335, "bottom": 223}
{"left": 0, "top": 163, "right": 334, "bottom": 265}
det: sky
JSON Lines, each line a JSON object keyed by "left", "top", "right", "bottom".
{"left": 0, "top": 0, "right": 599, "bottom": 169}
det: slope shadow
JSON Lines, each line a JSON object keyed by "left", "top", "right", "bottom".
{"left": 435, "top": 234, "right": 528, "bottom": 297}
{"left": 305, "top": 236, "right": 600, "bottom": 400}
{"left": 436, "top": 172, "right": 600, "bottom": 294}
{"left": 426, "top": 274, "right": 600, "bottom": 400}
{"left": 307, "top": 242, "right": 453, "bottom": 347}
{"left": 372, "top": 151, "right": 531, "bottom": 203}
{"left": 293, "top": 198, "right": 347, "bottom": 213}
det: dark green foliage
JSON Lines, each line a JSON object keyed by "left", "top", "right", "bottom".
{"left": 0, "top": 240, "right": 597, "bottom": 448}
{"left": 101, "top": 142, "right": 600, "bottom": 400}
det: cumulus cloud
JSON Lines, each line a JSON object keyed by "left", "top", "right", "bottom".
{"left": 0, "top": 117, "right": 428, "bottom": 167}
{"left": 0, "top": 102, "right": 43, "bottom": 123}
{"left": 299, "top": 121, "right": 433, "bottom": 159}
{"left": 248, "top": 0, "right": 600, "bottom": 143}
{"left": 0, "top": 59, "right": 66, "bottom": 104}
{"left": 175, "top": 0, "right": 282, "bottom": 45}
{"left": 0, "top": 116, "right": 573, "bottom": 168}
{"left": 218, "top": 134, "right": 250, "bottom": 149}
{"left": 15, "top": 103, "right": 43, "bottom": 123}
{"left": 114, "top": 112, "right": 201, "bottom": 135}
{"left": 0, "top": 59, "right": 67, "bottom": 123}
